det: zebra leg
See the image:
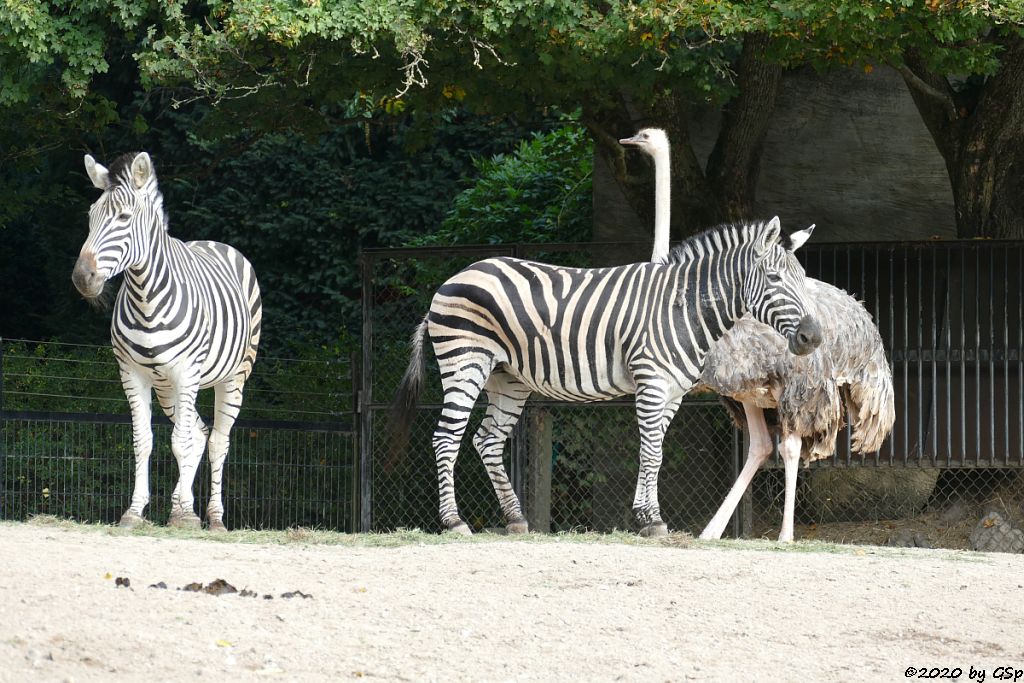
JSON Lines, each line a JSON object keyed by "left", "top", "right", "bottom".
{"left": 699, "top": 402, "right": 773, "bottom": 540}
{"left": 472, "top": 369, "right": 532, "bottom": 533}
{"left": 632, "top": 381, "right": 673, "bottom": 537}
{"left": 160, "top": 382, "right": 203, "bottom": 529}
{"left": 630, "top": 393, "right": 682, "bottom": 536}
{"left": 120, "top": 372, "right": 153, "bottom": 528}
{"left": 434, "top": 353, "right": 494, "bottom": 535}
{"left": 777, "top": 431, "right": 802, "bottom": 542}
{"left": 206, "top": 375, "right": 245, "bottom": 533}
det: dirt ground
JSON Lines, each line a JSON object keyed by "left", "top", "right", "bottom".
{"left": 1, "top": 520, "right": 1023, "bottom": 682}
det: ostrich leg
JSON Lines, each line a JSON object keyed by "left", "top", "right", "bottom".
{"left": 699, "top": 402, "right": 773, "bottom": 540}
{"left": 777, "top": 432, "right": 802, "bottom": 542}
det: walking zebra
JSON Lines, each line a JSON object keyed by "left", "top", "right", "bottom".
{"left": 72, "top": 152, "right": 261, "bottom": 531}
{"left": 393, "top": 218, "right": 822, "bottom": 535}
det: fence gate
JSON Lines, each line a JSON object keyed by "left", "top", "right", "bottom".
{"left": 0, "top": 339, "right": 357, "bottom": 531}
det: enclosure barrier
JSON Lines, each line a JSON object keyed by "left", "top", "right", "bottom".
{"left": 2, "top": 239, "right": 1021, "bottom": 547}
{"left": 0, "top": 338, "right": 357, "bottom": 530}
{"left": 361, "top": 240, "right": 1024, "bottom": 547}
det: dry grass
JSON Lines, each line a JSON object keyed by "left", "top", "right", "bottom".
{"left": 12, "top": 515, "right": 989, "bottom": 561}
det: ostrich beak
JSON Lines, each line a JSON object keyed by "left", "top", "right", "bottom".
{"left": 619, "top": 134, "right": 642, "bottom": 147}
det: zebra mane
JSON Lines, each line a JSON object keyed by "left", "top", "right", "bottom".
{"left": 106, "top": 153, "right": 143, "bottom": 186}
{"left": 665, "top": 220, "right": 790, "bottom": 264}
{"left": 105, "top": 152, "right": 170, "bottom": 230}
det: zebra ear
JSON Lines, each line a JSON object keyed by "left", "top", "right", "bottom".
{"left": 84, "top": 155, "right": 110, "bottom": 190}
{"left": 757, "top": 216, "right": 782, "bottom": 254}
{"left": 130, "top": 152, "right": 154, "bottom": 190}
{"left": 788, "top": 224, "right": 815, "bottom": 251}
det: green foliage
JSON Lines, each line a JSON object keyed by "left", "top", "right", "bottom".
{"left": 0, "top": 83, "right": 544, "bottom": 351}
{"left": 767, "top": 1, "right": 1022, "bottom": 75}
{"left": 414, "top": 125, "right": 592, "bottom": 247}
{"left": 165, "top": 113, "right": 539, "bottom": 349}
{"left": 1, "top": 340, "right": 350, "bottom": 421}
{"left": 393, "top": 124, "right": 592, "bottom": 312}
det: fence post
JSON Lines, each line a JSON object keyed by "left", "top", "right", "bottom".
{"left": 0, "top": 337, "right": 5, "bottom": 520}
{"left": 358, "top": 254, "right": 374, "bottom": 533}
{"left": 348, "top": 350, "right": 360, "bottom": 533}
{"left": 734, "top": 426, "right": 752, "bottom": 539}
{"left": 525, "top": 407, "right": 552, "bottom": 534}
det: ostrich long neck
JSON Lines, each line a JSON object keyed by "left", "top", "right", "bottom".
{"left": 650, "top": 145, "right": 671, "bottom": 264}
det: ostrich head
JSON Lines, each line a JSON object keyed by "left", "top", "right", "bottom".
{"left": 619, "top": 128, "right": 669, "bottom": 158}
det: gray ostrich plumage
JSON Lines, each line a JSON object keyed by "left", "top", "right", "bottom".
{"left": 621, "top": 128, "right": 895, "bottom": 542}
{"left": 697, "top": 277, "right": 894, "bottom": 458}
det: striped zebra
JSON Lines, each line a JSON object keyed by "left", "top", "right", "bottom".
{"left": 393, "top": 218, "right": 822, "bottom": 536}
{"left": 71, "top": 152, "right": 261, "bottom": 531}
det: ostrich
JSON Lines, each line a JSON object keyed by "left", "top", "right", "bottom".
{"left": 620, "top": 128, "right": 895, "bottom": 542}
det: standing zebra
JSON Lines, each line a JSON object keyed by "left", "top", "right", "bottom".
{"left": 72, "top": 152, "right": 261, "bottom": 531}
{"left": 393, "top": 218, "right": 823, "bottom": 536}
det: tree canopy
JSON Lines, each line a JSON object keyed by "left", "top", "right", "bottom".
{"left": 5, "top": 1, "right": 1024, "bottom": 223}
{"left": 103, "top": 0, "right": 1021, "bottom": 237}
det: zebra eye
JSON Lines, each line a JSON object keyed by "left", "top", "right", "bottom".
{"left": 766, "top": 272, "right": 783, "bottom": 284}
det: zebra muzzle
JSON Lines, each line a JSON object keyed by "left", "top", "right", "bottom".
{"left": 72, "top": 253, "right": 105, "bottom": 298}
{"left": 788, "top": 315, "right": 823, "bottom": 356}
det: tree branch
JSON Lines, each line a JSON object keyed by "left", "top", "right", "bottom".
{"left": 893, "top": 62, "right": 958, "bottom": 123}
{"left": 582, "top": 116, "right": 646, "bottom": 186}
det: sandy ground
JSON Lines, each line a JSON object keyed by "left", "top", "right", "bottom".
{"left": 1, "top": 521, "right": 1023, "bottom": 683}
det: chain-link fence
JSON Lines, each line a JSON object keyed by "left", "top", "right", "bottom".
{"left": 5, "top": 239, "right": 1023, "bottom": 550}
{"left": 0, "top": 338, "right": 357, "bottom": 530}
{"left": 750, "top": 241, "right": 1024, "bottom": 550}
{"left": 363, "top": 240, "right": 1024, "bottom": 550}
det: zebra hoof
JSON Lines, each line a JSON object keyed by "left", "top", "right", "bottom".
{"left": 639, "top": 522, "right": 668, "bottom": 538}
{"left": 208, "top": 519, "right": 228, "bottom": 533}
{"left": 506, "top": 517, "right": 529, "bottom": 534}
{"left": 119, "top": 511, "right": 145, "bottom": 529}
{"left": 168, "top": 512, "right": 202, "bottom": 530}
{"left": 444, "top": 521, "right": 473, "bottom": 536}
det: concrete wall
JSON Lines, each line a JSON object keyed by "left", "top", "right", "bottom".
{"left": 595, "top": 65, "right": 957, "bottom": 246}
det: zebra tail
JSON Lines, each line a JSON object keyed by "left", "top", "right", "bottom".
{"left": 386, "top": 317, "right": 430, "bottom": 472}
{"left": 845, "top": 349, "right": 896, "bottom": 454}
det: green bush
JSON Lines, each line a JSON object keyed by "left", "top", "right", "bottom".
{"left": 413, "top": 125, "right": 593, "bottom": 247}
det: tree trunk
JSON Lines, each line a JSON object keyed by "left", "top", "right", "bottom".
{"left": 705, "top": 33, "right": 783, "bottom": 222}
{"left": 899, "top": 33, "right": 1024, "bottom": 239}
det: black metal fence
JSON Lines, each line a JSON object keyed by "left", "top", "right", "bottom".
{"left": 361, "top": 240, "right": 1024, "bottom": 547}
{"left": 0, "top": 338, "right": 357, "bottom": 530}
{"left": 747, "top": 241, "right": 1024, "bottom": 547}
{"left": 4, "top": 238, "right": 1022, "bottom": 547}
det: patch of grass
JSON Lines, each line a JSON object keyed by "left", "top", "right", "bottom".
{"left": 1, "top": 516, "right": 988, "bottom": 561}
